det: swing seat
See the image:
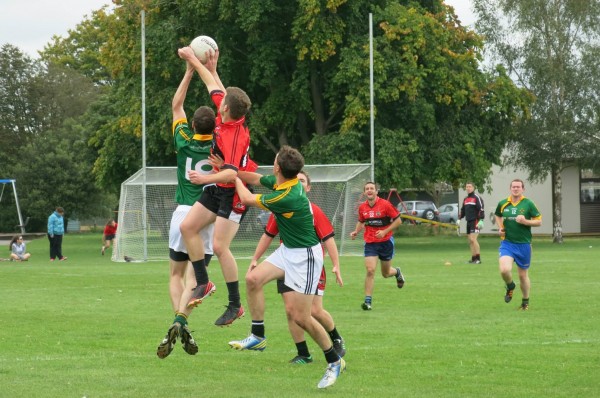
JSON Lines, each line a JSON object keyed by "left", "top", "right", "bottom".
{"left": 16, "top": 217, "right": 30, "bottom": 231}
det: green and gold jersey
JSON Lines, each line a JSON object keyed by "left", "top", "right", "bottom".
{"left": 173, "top": 118, "right": 213, "bottom": 206}
{"left": 256, "top": 175, "right": 319, "bottom": 248}
{"left": 494, "top": 196, "right": 541, "bottom": 243}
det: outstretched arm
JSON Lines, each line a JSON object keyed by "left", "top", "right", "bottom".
{"left": 203, "top": 49, "right": 225, "bottom": 92}
{"left": 178, "top": 47, "right": 220, "bottom": 93}
{"left": 237, "top": 170, "right": 262, "bottom": 186}
{"left": 188, "top": 168, "right": 236, "bottom": 186}
{"left": 235, "top": 177, "right": 260, "bottom": 207}
{"left": 172, "top": 63, "right": 194, "bottom": 121}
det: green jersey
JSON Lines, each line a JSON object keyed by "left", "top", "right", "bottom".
{"left": 495, "top": 196, "right": 541, "bottom": 243}
{"left": 257, "top": 175, "right": 319, "bottom": 248}
{"left": 173, "top": 118, "right": 213, "bottom": 206}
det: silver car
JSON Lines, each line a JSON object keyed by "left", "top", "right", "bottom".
{"left": 397, "top": 200, "right": 439, "bottom": 223}
{"left": 438, "top": 203, "right": 459, "bottom": 224}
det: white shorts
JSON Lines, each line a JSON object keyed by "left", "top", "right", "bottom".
{"left": 266, "top": 243, "right": 323, "bottom": 295}
{"left": 169, "top": 205, "right": 214, "bottom": 255}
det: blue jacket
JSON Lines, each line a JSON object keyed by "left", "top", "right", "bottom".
{"left": 48, "top": 211, "right": 65, "bottom": 235}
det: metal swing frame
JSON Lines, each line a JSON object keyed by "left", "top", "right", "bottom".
{"left": 0, "top": 179, "right": 26, "bottom": 234}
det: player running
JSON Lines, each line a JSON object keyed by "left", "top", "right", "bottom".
{"left": 350, "top": 182, "right": 405, "bottom": 310}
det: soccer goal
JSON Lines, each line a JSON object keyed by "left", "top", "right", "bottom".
{"left": 113, "top": 164, "right": 371, "bottom": 262}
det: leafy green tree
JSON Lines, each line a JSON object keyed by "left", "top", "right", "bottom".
{"left": 42, "top": 0, "right": 531, "bottom": 198}
{"left": 0, "top": 44, "right": 114, "bottom": 231}
{"left": 0, "top": 45, "right": 39, "bottom": 166}
{"left": 331, "top": 3, "right": 532, "bottom": 190}
{"left": 40, "top": 7, "right": 113, "bottom": 85}
{"left": 473, "top": 0, "right": 600, "bottom": 242}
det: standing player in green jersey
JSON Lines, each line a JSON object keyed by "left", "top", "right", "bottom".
{"left": 229, "top": 146, "right": 345, "bottom": 389}
{"left": 249, "top": 170, "right": 346, "bottom": 364}
{"left": 156, "top": 60, "right": 216, "bottom": 359}
{"left": 494, "top": 179, "right": 542, "bottom": 311}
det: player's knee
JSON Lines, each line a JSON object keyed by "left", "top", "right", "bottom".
{"left": 212, "top": 241, "right": 228, "bottom": 257}
{"left": 245, "top": 273, "right": 260, "bottom": 291}
{"left": 284, "top": 307, "right": 294, "bottom": 321}
{"left": 293, "top": 316, "right": 312, "bottom": 331}
{"left": 179, "top": 220, "right": 196, "bottom": 237}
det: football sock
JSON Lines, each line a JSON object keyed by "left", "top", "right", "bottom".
{"left": 324, "top": 346, "right": 339, "bottom": 363}
{"left": 328, "top": 327, "right": 342, "bottom": 342}
{"left": 522, "top": 298, "right": 529, "bottom": 305}
{"left": 204, "top": 253, "right": 213, "bottom": 267}
{"left": 226, "top": 281, "right": 241, "bottom": 307}
{"left": 475, "top": 254, "right": 481, "bottom": 260}
{"left": 296, "top": 341, "right": 310, "bottom": 358}
{"left": 251, "top": 321, "right": 265, "bottom": 338}
{"left": 364, "top": 296, "right": 372, "bottom": 305}
{"left": 191, "top": 258, "right": 208, "bottom": 285}
{"left": 507, "top": 281, "right": 516, "bottom": 290}
{"left": 174, "top": 312, "right": 188, "bottom": 326}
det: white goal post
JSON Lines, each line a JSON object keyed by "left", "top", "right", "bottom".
{"left": 113, "top": 164, "right": 371, "bottom": 262}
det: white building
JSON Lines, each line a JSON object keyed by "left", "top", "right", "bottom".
{"left": 459, "top": 165, "right": 600, "bottom": 234}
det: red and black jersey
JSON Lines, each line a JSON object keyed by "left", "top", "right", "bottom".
{"left": 211, "top": 90, "right": 250, "bottom": 188}
{"left": 232, "top": 158, "right": 258, "bottom": 214}
{"left": 264, "top": 202, "right": 334, "bottom": 243}
{"left": 103, "top": 223, "right": 117, "bottom": 236}
{"left": 357, "top": 197, "right": 399, "bottom": 243}
{"left": 460, "top": 192, "right": 485, "bottom": 222}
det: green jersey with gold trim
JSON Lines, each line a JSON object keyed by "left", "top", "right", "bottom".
{"left": 256, "top": 175, "right": 319, "bottom": 248}
{"left": 173, "top": 118, "right": 213, "bottom": 206}
{"left": 495, "top": 196, "right": 541, "bottom": 243}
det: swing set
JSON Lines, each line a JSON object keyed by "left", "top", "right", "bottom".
{"left": 0, "top": 179, "right": 27, "bottom": 234}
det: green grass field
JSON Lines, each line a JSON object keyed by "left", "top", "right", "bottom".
{"left": 1, "top": 233, "right": 598, "bottom": 397}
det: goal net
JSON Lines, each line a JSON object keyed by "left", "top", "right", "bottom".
{"left": 113, "top": 164, "right": 371, "bottom": 262}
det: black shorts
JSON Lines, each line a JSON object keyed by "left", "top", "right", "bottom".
{"left": 276, "top": 278, "right": 319, "bottom": 295}
{"left": 199, "top": 185, "right": 242, "bottom": 223}
{"left": 104, "top": 234, "right": 115, "bottom": 241}
{"left": 276, "top": 279, "right": 292, "bottom": 294}
{"left": 466, "top": 220, "right": 479, "bottom": 235}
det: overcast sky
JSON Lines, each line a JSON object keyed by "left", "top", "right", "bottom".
{"left": 0, "top": 1, "right": 474, "bottom": 59}
{"left": 0, "top": 0, "right": 112, "bottom": 58}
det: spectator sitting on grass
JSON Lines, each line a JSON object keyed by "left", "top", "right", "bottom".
{"left": 10, "top": 235, "right": 31, "bottom": 261}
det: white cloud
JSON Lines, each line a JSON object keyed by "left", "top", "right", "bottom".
{"left": 0, "top": 0, "right": 112, "bottom": 58}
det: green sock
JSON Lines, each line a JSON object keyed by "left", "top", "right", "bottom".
{"left": 174, "top": 313, "right": 187, "bottom": 326}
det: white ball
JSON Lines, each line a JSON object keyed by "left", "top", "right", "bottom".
{"left": 190, "top": 35, "right": 218, "bottom": 63}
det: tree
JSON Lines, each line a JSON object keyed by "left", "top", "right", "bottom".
{"left": 42, "top": 0, "right": 531, "bottom": 196}
{"left": 0, "top": 44, "right": 113, "bottom": 232}
{"left": 473, "top": 0, "right": 600, "bottom": 242}
{"left": 330, "top": 2, "right": 532, "bottom": 190}
{"left": 0, "top": 45, "right": 39, "bottom": 166}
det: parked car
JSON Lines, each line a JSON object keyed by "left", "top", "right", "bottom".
{"left": 397, "top": 200, "right": 439, "bottom": 223}
{"left": 257, "top": 210, "right": 272, "bottom": 229}
{"left": 438, "top": 203, "right": 459, "bottom": 224}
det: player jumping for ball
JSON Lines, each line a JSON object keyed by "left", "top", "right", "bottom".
{"left": 177, "top": 46, "right": 252, "bottom": 327}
